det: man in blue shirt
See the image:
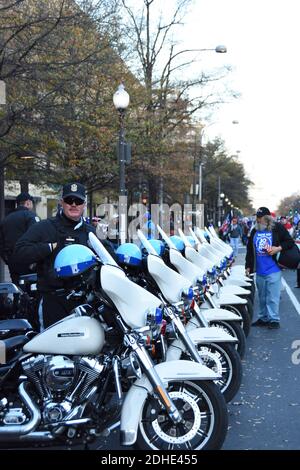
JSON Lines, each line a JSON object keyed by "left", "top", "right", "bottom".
{"left": 246, "top": 206, "right": 294, "bottom": 329}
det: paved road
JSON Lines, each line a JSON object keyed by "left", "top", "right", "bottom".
{"left": 223, "top": 248, "right": 300, "bottom": 449}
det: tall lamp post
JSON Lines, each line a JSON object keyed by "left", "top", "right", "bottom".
{"left": 217, "top": 175, "right": 225, "bottom": 227}
{"left": 113, "top": 83, "right": 130, "bottom": 245}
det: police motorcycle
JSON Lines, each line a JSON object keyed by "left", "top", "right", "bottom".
{"left": 156, "top": 225, "right": 247, "bottom": 358}
{"left": 175, "top": 228, "right": 252, "bottom": 337}
{"left": 115, "top": 231, "right": 242, "bottom": 403}
{"left": 189, "top": 228, "right": 255, "bottom": 317}
{"left": 194, "top": 227, "right": 255, "bottom": 301}
{"left": 0, "top": 232, "right": 228, "bottom": 450}
{"left": 205, "top": 225, "right": 255, "bottom": 282}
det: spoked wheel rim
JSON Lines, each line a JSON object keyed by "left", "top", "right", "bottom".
{"left": 197, "top": 344, "right": 233, "bottom": 394}
{"left": 139, "top": 381, "right": 215, "bottom": 450}
{"left": 210, "top": 321, "right": 239, "bottom": 352}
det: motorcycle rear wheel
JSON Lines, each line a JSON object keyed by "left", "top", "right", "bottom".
{"left": 135, "top": 380, "right": 228, "bottom": 450}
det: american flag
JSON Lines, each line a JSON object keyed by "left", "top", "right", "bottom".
{"left": 220, "top": 212, "right": 232, "bottom": 235}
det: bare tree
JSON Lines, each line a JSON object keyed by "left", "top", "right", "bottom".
{"left": 119, "top": 0, "right": 234, "bottom": 204}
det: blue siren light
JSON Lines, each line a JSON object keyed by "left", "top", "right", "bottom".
{"left": 155, "top": 307, "right": 163, "bottom": 324}
{"left": 54, "top": 244, "right": 97, "bottom": 278}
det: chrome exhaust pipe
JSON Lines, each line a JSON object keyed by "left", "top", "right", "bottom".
{"left": 19, "top": 432, "right": 54, "bottom": 442}
{"left": 0, "top": 381, "right": 41, "bottom": 439}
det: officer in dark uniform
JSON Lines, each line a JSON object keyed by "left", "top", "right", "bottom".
{"left": 13, "top": 182, "right": 98, "bottom": 329}
{"left": 0, "top": 192, "right": 40, "bottom": 284}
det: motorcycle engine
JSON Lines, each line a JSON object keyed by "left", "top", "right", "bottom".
{"left": 23, "top": 355, "right": 76, "bottom": 394}
{"left": 22, "top": 355, "right": 104, "bottom": 423}
{"left": 44, "top": 356, "right": 75, "bottom": 392}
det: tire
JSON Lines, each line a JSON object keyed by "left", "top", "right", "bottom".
{"left": 246, "top": 297, "right": 254, "bottom": 321}
{"left": 196, "top": 342, "right": 243, "bottom": 402}
{"left": 136, "top": 380, "right": 228, "bottom": 450}
{"left": 222, "top": 304, "right": 251, "bottom": 337}
{"left": 209, "top": 320, "right": 246, "bottom": 359}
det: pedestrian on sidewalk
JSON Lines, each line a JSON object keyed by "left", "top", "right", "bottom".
{"left": 228, "top": 216, "right": 242, "bottom": 261}
{"left": 0, "top": 192, "right": 40, "bottom": 284}
{"left": 246, "top": 206, "right": 294, "bottom": 329}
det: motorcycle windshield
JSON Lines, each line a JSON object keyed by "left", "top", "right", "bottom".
{"left": 156, "top": 224, "right": 177, "bottom": 249}
{"left": 189, "top": 227, "right": 201, "bottom": 245}
{"left": 137, "top": 229, "right": 158, "bottom": 255}
{"left": 178, "top": 228, "right": 192, "bottom": 247}
{"left": 88, "top": 232, "right": 119, "bottom": 267}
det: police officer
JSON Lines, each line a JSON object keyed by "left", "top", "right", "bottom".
{"left": 13, "top": 182, "right": 96, "bottom": 329}
{"left": 0, "top": 192, "right": 40, "bottom": 284}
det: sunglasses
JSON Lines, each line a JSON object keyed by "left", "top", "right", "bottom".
{"left": 63, "top": 197, "right": 84, "bottom": 206}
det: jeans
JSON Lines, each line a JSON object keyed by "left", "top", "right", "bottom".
{"left": 255, "top": 271, "right": 281, "bottom": 323}
{"left": 230, "top": 237, "right": 240, "bottom": 258}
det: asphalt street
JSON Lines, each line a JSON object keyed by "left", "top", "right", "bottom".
{"left": 223, "top": 247, "right": 300, "bottom": 450}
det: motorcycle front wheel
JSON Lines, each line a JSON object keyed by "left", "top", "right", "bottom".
{"left": 196, "top": 342, "right": 243, "bottom": 403}
{"left": 135, "top": 380, "right": 228, "bottom": 450}
{"left": 209, "top": 319, "right": 246, "bottom": 359}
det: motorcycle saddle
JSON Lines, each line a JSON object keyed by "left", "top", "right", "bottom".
{"left": 1, "top": 335, "right": 29, "bottom": 366}
{"left": 0, "top": 319, "right": 33, "bottom": 339}
{"left": 19, "top": 273, "right": 38, "bottom": 283}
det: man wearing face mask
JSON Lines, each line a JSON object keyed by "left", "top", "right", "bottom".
{"left": 245, "top": 206, "right": 294, "bottom": 329}
{"left": 13, "top": 182, "right": 96, "bottom": 329}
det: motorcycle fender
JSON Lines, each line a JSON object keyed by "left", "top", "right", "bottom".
{"left": 200, "top": 308, "right": 242, "bottom": 322}
{"left": 120, "top": 360, "right": 218, "bottom": 446}
{"left": 187, "top": 326, "right": 237, "bottom": 343}
{"left": 165, "top": 326, "right": 237, "bottom": 362}
{"left": 194, "top": 298, "right": 241, "bottom": 322}
{"left": 216, "top": 293, "right": 247, "bottom": 305}
{"left": 224, "top": 279, "right": 251, "bottom": 287}
{"left": 220, "top": 285, "right": 251, "bottom": 296}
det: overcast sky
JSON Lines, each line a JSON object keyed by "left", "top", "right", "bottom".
{"left": 177, "top": 0, "right": 300, "bottom": 211}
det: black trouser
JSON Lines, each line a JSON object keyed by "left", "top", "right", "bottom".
{"left": 297, "top": 268, "right": 300, "bottom": 287}
{"left": 39, "top": 292, "right": 82, "bottom": 330}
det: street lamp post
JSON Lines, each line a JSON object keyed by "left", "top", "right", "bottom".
{"left": 217, "top": 176, "right": 225, "bottom": 227}
{"left": 113, "top": 83, "right": 130, "bottom": 245}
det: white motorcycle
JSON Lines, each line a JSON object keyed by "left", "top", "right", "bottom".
{"left": 0, "top": 233, "right": 228, "bottom": 450}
